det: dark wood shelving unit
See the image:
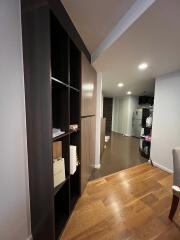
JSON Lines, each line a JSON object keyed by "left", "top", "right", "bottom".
{"left": 51, "top": 11, "right": 81, "bottom": 239}
{"left": 21, "top": 0, "right": 85, "bottom": 238}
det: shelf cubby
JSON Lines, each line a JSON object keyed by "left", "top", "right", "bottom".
{"left": 54, "top": 177, "right": 69, "bottom": 196}
{"left": 70, "top": 130, "right": 80, "bottom": 153}
{"left": 70, "top": 132, "right": 80, "bottom": 211}
{"left": 51, "top": 12, "right": 69, "bottom": 84}
{"left": 52, "top": 80, "right": 69, "bottom": 132}
{"left": 54, "top": 179, "right": 70, "bottom": 239}
{"left": 70, "top": 166, "right": 80, "bottom": 211}
{"left": 53, "top": 135, "right": 69, "bottom": 177}
{"left": 70, "top": 39, "right": 81, "bottom": 89}
{"left": 70, "top": 89, "right": 80, "bottom": 125}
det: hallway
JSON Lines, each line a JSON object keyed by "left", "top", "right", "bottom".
{"left": 91, "top": 132, "right": 146, "bottom": 180}
{"left": 61, "top": 163, "right": 180, "bottom": 240}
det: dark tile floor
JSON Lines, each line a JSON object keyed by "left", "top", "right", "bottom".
{"left": 90, "top": 131, "right": 147, "bottom": 180}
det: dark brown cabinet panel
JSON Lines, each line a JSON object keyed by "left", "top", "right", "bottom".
{"left": 81, "top": 53, "right": 97, "bottom": 117}
{"left": 21, "top": 5, "right": 54, "bottom": 240}
{"left": 81, "top": 116, "right": 96, "bottom": 192}
{"left": 81, "top": 53, "right": 97, "bottom": 192}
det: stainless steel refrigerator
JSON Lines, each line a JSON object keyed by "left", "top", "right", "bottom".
{"left": 132, "top": 108, "right": 142, "bottom": 138}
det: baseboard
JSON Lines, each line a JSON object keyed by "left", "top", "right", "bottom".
{"left": 149, "top": 160, "right": 173, "bottom": 174}
{"left": 94, "top": 163, "right": 101, "bottom": 169}
{"left": 27, "top": 234, "right": 33, "bottom": 240}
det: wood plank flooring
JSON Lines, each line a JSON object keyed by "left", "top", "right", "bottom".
{"left": 61, "top": 163, "right": 180, "bottom": 240}
{"left": 90, "top": 132, "right": 146, "bottom": 180}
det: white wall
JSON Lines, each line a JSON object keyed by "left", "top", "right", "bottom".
{"left": 101, "top": 94, "right": 104, "bottom": 118}
{"left": 122, "top": 96, "right": 130, "bottom": 135}
{"left": 112, "top": 96, "right": 138, "bottom": 136}
{"left": 151, "top": 71, "right": 180, "bottom": 172}
{"left": 112, "top": 97, "right": 121, "bottom": 132}
{"left": 95, "top": 72, "right": 103, "bottom": 168}
{"left": 0, "top": 1, "right": 31, "bottom": 239}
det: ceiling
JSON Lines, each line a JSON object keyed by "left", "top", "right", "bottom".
{"left": 61, "top": 0, "right": 135, "bottom": 53}
{"left": 94, "top": 0, "right": 180, "bottom": 97}
{"left": 62, "top": 0, "right": 180, "bottom": 97}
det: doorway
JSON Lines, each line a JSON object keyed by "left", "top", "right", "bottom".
{"left": 90, "top": 95, "right": 154, "bottom": 180}
{"left": 103, "top": 97, "right": 113, "bottom": 135}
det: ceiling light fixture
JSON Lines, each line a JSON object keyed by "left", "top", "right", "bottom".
{"left": 138, "top": 62, "right": 148, "bottom": 70}
{"left": 127, "top": 91, "right": 132, "bottom": 95}
{"left": 118, "top": 83, "right": 124, "bottom": 87}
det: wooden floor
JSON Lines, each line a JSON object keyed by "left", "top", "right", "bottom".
{"left": 90, "top": 132, "right": 146, "bottom": 180}
{"left": 61, "top": 163, "right": 180, "bottom": 240}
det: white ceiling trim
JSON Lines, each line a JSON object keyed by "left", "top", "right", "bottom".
{"left": 91, "top": 0, "right": 157, "bottom": 62}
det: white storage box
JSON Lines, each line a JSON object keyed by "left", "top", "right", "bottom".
{"left": 70, "top": 145, "right": 77, "bottom": 175}
{"left": 53, "top": 158, "right": 65, "bottom": 188}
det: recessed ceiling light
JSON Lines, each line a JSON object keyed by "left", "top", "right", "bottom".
{"left": 138, "top": 62, "right": 148, "bottom": 70}
{"left": 127, "top": 91, "right": 132, "bottom": 95}
{"left": 118, "top": 83, "right": 124, "bottom": 87}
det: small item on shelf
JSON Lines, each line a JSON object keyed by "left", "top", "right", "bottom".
{"left": 146, "top": 114, "right": 153, "bottom": 128}
{"left": 52, "top": 128, "right": 65, "bottom": 138}
{"left": 145, "top": 135, "right": 151, "bottom": 142}
{"left": 69, "top": 124, "right": 78, "bottom": 132}
{"left": 70, "top": 145, "right": 78, "bottom": 175}
{"left": 53, "top": 141, "right": 62, "bottom": 159}
{"left": 53, "top": 157, "right": 65, "bottom": 188}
